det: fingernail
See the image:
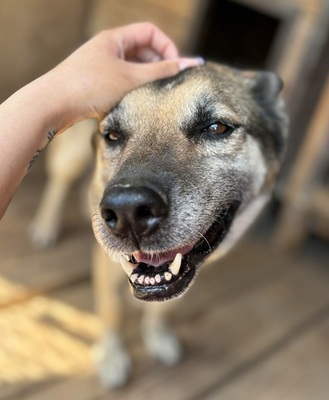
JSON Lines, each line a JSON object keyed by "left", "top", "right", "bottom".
{"left": 179, "top": 57, "right": 205, "bottom": 71}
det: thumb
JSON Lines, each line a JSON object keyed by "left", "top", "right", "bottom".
{"left": 134, "top": 57, "right": 205, "bottom": 85}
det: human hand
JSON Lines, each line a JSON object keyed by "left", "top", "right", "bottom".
{"left": 49, "top": 23, "right": 203, "bottom": 127}
{"left": 0, "top": 23, "right": 203, "bottom": 218}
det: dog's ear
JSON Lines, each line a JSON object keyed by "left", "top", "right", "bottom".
{"left": 241, "top": 70, "right": 288, "bottom": 155}
{"left": 242, "top": 70, "right": 283, "bottom": 104}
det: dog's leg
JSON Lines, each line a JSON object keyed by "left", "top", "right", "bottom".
{"left": 29, "top": 172, "right": 72, "bottom": 247}
{"left": 30, "top": 120, "right": 94, "bottom": 247}
{"left": 92, "top": 244, "right": 131, "bottom": 388}
{"left": 141, "top": 301, "right": 183, "bottom": 366}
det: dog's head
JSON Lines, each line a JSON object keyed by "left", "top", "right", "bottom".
{"left": 90, "top": 63, "right": 288, "bottom": 301}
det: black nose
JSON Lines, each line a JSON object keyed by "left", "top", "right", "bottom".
{"left": 100, "top": 184, "right": 168, "bottom": 237}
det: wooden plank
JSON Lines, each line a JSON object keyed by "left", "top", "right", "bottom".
{"left": 108, "top": 261, "right": 329, "bottom": 400}
{"left": 10, "top": 243, "right": 329, "bottom": 400}
{"left": 204, "top": 315, "right": 329, "bottom": 400}
{"left": 0, "top": 167, "right": 92, "bottom": 305}
{"left": 0, "top": 0, "right": 87, "bottom": 102}
{"left": 0, "top": 167, "right": 45, "bottom": 258}
{"left": 1, "top": 229, "right": 91, "bottom": 282}
{"left": 285, "top": 74, "right": 329, "bottom": 203}
{"left": 87, "top": 0, "right": 199, "bottom": 49}
{"left": 172, "top": 234, "right": 292, "bottom": 316}
{"left": 0, "top": 231, "right": 92, "bottom": 307}
{"left": 0, "top": 282, "right": 99, "bottom": 398}
{"left": 274, "top": 73, "right": 329, "bottom": 250}
{"left": 0, "top": 281, "right": 158, "bottom": 400}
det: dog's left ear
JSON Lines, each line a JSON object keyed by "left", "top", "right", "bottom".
{"left": 243, "top": 71, "right": 283, "bottom": 103}
{"left": 241, "top": 69, "right": 288, "bottom": 155}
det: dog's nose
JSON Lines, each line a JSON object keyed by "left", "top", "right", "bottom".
{"left": 100, "top": 185, "right": 168, "bottom": 237}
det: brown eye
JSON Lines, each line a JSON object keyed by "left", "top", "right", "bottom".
{"left": 205, "top": 123, "right": 229, "bottom": 135}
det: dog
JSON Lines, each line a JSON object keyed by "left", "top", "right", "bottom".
{"left": 31, "top": 62, "right": 288, "bottom": 387}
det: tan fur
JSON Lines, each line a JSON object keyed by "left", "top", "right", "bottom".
{"left": 30, "top": 119, "right": 96, "bottom": 246}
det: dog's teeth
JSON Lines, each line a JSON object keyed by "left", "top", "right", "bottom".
{"left": 164, "top": 272, "right": 172, "bottom": 281}
{"left": 130, "top": 273, "right": 138, "bottom": 283}
{"left": 150, "top": 277, "right": 155, "bottom": 285}
{"left": 155, "top": 274, "right": 161, "bottom": 283}
{"left": 120, "top": 256, "right": 135, "bottom": 277}
{"left": 123, "top": 254, "right": 130, "bottom": 261}
{"left": 144, "top": 276, "right": 150, "bottom": 285}
{"left": 169, "top": 253, "right": 182, "bottom": 276}
{"left": 138, "top": 275, "right": 145, "bottom": 285}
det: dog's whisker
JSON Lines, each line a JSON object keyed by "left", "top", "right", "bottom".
{"left": 196, "top": 231, "right": 212, "bottom": 253}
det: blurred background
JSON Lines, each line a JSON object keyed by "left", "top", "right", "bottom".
{"left": 0, "top": 0, "right": 328, "bottom": 399}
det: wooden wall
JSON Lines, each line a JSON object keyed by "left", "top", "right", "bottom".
{"left": 0, "top": 0, "right": 200, "bottom": 103}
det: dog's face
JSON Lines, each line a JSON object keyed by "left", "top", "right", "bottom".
{"left": 90, "top": 63, "right": 288, "bottom": 302}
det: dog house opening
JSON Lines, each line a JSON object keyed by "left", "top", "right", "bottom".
{"left": 192, "top": 0, "right": 281, "bottom": 69}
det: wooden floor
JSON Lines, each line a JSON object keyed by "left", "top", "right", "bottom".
{"left": 1, "top": 165, "right": 329, "bottom": 400}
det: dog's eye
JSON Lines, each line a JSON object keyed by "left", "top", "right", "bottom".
{"left": 106, "top": 131, "right": 120, "bottom": 142}
{"left": 203, "top": 122, "right": 230, "bottom": 135}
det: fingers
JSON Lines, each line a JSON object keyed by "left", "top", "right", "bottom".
{"left": 127, "top": 48, "right": 162, "bottom": 63}
{"left": 133, "top": 57, "right": 205, "bottom": 84}
{"left": 115, "top": 22, "right": 179, "bottom": 61}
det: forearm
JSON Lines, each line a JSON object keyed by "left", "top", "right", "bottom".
{"left": 0, "top": 72, "right": 73, "bottom": 218}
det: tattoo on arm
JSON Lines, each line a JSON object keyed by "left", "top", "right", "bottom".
{"left": 28, "top": 149, "right": 42, "bottom": 171}
{"left": 27, "top": 130, "right": 57, "bottom": 171}
{"left": 47, "top": 130, "right": 56, "bottom": 142}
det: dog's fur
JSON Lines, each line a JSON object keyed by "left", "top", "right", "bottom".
{"left": 31, "top": 62, "right": 287, "bottom": 387}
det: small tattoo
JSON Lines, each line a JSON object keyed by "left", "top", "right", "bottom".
{"left": 27, "top": 130, "right": 57, "bottom": 172}
{"left": 28, "top": 149, "right": 42, "bottom": 171}
{"left": 47, "top": 130, "right": 56, "bottom": 142}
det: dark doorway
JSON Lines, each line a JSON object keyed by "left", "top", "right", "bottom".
{"left": 193, "top": 0, "right": 281, "bottom": 69}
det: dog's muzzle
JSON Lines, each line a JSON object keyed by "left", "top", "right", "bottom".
{"left": 100, "top": 182, "right": 239, "bottom": 301}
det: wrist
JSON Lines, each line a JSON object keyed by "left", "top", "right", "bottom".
{"left": 25, "top": 70, "right": 80, "bottom": 134}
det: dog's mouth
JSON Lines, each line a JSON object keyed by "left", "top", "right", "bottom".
{"left": 119, "top": 202, "right": 239, "bottom": 301}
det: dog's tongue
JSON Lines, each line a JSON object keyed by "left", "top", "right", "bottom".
{"left": 134, "top": 244, "right": 194, "bottom": 267}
